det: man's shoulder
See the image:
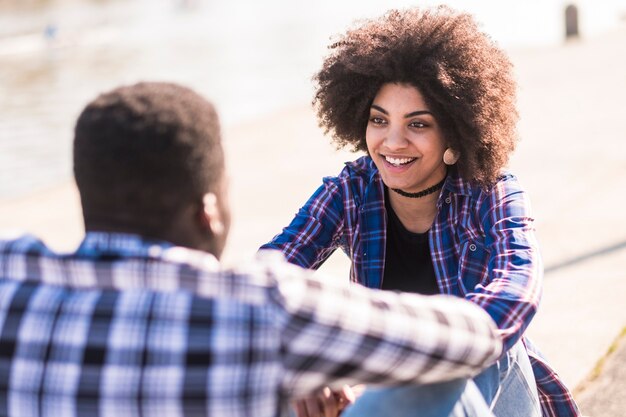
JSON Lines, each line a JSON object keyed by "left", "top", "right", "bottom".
{"left": 0, "top": 232, "right": 49, "bottom": 254}
{"left": 0, "top": 232, "right": 304, "bottom": 304}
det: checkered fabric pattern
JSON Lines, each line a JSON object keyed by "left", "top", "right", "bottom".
{"left": 261, "top": 155, "right": 580, "bottom": 417}
{"left": 0, "top": 232, "right": 501, "bottom": 417}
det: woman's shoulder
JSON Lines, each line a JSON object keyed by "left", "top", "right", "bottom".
{"left": 342, "top": 155, "right": 377, "bottom": 176}
{"left": 321, "top": 155, "right": 381, "bottom": 205}
{"left": 449, "top": 170, "right": 524, "bottom": 198}
{"left": 487, "top": 171, "right": 526, "bottom": 196}
{"left": 323, "top": 155, "right": 377, "bottom": 184}
{"left": 447, "top": 171, "right": 534, "bottom": 225}
{"left": 446, "top": 171, "right": 533, "bottom": 217}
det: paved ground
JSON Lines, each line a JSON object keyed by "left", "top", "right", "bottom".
{"left": 576, "top": 329, "right": 626, "bottom": 416}
{"left": 0, "top": 20, "right": 625, "bottom": 417}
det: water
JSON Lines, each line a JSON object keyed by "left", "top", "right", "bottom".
{"left": 0, "top": 0, "right": 328, "bottom": 198}
{"left": 1, "top": 0, "right": 624, "bottom": 199}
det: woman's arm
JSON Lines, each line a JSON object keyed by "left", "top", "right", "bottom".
{"left": 261, "top": 176, "right": 346, "bottom": 270}
{"left": 466, "top": 175, "right": 543, "bottom": 350}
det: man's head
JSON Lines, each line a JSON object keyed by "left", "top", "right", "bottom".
{"left": 73, "top": 82, "right": 230, "bottom": 257}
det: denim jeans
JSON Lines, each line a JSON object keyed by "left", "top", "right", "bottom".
{"left": 340, "top": 379, "right": 492, "bottom": 417}
{"left": 340, "top": 341, "right": 540, "bottom": 417}
{"left": 473, "top": 340, "right": 541, "bottom": 417}
{"left": 286, "top": 342, "right": 540, "bottom": 417}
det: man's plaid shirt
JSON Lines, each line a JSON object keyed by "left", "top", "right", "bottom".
{"left": 0, "top": 231, "right": 501, "bottom": 417}
{"left": 261, "top": 156, "right": 580, "bottom": 417}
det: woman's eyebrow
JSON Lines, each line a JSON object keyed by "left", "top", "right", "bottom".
{"left": 405, "top": 110, "right": 433, "bottom": 118}
{"left": 370, "top": 104, "right": 388, "bottom": 114}
{"left": 370, "top": 105, "right": 433, "bottom": 118}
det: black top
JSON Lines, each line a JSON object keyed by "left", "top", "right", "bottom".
{"left": 381, "top": 190, "right": 440, "bottom": 295}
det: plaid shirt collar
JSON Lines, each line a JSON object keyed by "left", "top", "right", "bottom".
{"left": 347, "top": 158, "right": 472, "bottom": 288}
{"left": 0, "top": 232, "right": 222, "bottom": 293}
{"left": 348, "top": 157, "right": 473, "bottom": 204}
{"left": 76, "top": 231, "right": 175, "bottom": 258}
{"left": 78, "top": 231, "right": 221, "bottom": 269}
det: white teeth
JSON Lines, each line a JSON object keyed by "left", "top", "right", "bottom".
{"left": 384, "top": 155, "right": 416, "bottom": 166}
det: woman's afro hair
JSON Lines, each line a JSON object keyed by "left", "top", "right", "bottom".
{"left": 313, "top": 6, "right": 519, "bottom": 187}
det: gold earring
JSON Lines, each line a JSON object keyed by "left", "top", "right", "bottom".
{"left": 443, "top": 148, "right": 459, "bottom": 165}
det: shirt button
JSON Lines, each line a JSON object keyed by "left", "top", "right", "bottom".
{"left": 469, "top": 244, "right": 477, "bottom": 251}
{"left": 445, "top": 196, "right": 451, "bottom": 204}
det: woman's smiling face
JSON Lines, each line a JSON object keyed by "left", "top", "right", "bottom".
{"left": 366, "top": 82, "right": 448, "bottom": 193}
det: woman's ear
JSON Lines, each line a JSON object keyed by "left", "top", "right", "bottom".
{"left": 199, "top": 193, "right": 225, "bottom": 236}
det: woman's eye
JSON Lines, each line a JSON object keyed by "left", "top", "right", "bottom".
{"left": 409, "top": 121, "right": 427, "bottom": 128}
{"left": 369, "top": 117, "right": 385, "bottom": 125}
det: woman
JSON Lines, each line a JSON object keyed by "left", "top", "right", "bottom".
{"left": 262, "top": 6, "right": 579, "bottom": 417}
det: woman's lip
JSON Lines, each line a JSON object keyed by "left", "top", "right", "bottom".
{"left": 382, "top": 154, "right": 417, "bottom": 165}
{"left": 381, "top": 155, "right": 417, "bottom": 171}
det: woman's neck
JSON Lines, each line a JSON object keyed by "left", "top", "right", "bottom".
{"left": 387, "top": 189, "right": 440, "bottom": 234}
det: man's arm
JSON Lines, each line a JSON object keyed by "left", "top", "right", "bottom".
{"left": 265, "top": 256, "right": 502, "bottom": 397}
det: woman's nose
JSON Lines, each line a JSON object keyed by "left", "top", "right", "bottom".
{"left": 384, "top": 126, "right": 408, "bottom": 150}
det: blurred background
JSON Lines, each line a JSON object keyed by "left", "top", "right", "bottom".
{"left": 1, "top": 1, "right": 626, "bottom": 414}
{"left": 1, "top": 0, "right": 625, "bottom": 201}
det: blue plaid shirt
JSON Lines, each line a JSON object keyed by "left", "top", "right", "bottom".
{"left": 262, "top": 156, "right": 580, "bottom": 417}
{"left": 0, "top": 231, "right": 502, "bottom": 417}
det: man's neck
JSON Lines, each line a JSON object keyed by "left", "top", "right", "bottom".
{"left": 84, "top": 222, "right": 217, "bottom": 256}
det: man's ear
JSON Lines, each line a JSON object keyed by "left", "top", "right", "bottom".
{"left": 199, "top": 193, "right": 225, "bottom": 236}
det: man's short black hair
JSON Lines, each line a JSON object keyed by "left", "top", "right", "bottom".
{"left": 74, "top": 82, "right": 224, "bottom": 232}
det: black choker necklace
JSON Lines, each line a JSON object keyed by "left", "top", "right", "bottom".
{"left": 391, "top": 176, "right": 446, "bottom": 199}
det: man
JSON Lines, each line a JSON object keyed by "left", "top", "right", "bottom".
{"left": 0, "top": 82, "right": 501, "bottom": 417}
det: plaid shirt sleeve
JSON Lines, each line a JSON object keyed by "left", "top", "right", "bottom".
{"left": 260, "top": 176, "right": 345, "bottom": 270}
{"left": 258, "top": 253, "right": 503, "bottom": 397}
{"left": 465, "top": 175, "right": 543, "bottom": 351}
